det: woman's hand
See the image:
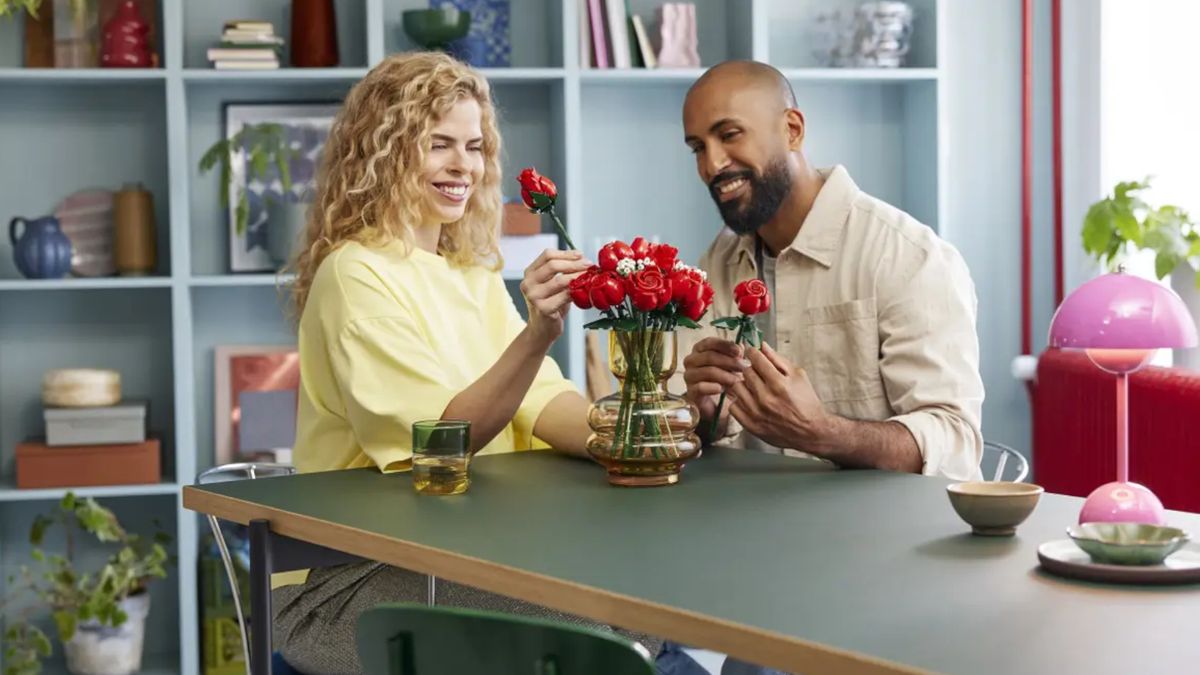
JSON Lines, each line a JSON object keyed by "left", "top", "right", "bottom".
{"left": 520, "top": 249, "right": 592, "bottom": 347}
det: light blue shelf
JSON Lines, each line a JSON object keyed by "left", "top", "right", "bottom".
{"left": 0, "top": 1, "right": 947, "bottom": 673}
{"left": 0, "top": 481, "right": 179, "bottom": 502}
{"left": 0, "top": 68, "right": 167, "bottom": 83}
{"left": 182, "top": 67, "right": 370, "bottom": 84}
{"left": 0, "top": 277, "right": 174, "bottom": 291}
{"left": 188, "top": 273, "right": 293, "bottom": 287}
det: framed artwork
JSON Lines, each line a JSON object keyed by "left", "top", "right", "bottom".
{"left": 214, "top": 345, "right": 300, "bottom": 466}
{"left": 223, "top": 102, "right": 339, "bottom": 272}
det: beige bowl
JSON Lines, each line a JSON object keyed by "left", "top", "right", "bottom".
{"left": 947, "top": 481, "right": 1044, "bottom": 536}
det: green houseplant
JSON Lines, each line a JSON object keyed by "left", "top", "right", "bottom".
{"left": 0, "top": 1, "right": 88, "bottom": 20}
{"left": 199, "top": 122, "right": 297, "bottom": 238}
{"left": 0, "top": 0, "right": 42, "bottom": 18}
{"left": 1082, "top": 177, "right": 1199, "bottom": 286}
{"left": 2, "top": 493, "right": 171, "bottom": 675}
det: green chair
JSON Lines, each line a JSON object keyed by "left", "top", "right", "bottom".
{"left": 356, "top": 603, "right": 656, "bottom": 675}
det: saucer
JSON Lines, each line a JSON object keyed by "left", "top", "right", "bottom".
{"left": 1037, "top": 539, "right": 1200, "bottom": 585}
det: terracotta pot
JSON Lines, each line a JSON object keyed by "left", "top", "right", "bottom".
{"left": 290, "top": 0, "right": 339, "bottom": 67}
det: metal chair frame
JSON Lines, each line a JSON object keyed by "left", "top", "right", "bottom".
{"left": 983, "top": 441, "right": 1030, "bottom": 483}
{"left": 196, "top": 462, "right": 297, "bottom": 673}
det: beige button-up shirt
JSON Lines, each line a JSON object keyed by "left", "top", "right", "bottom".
{"left": 675, "top": 165, "right": 984, "bottom": 481}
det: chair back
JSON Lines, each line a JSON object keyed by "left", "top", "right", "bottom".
{"left": 982, "top": 441, "right": 1030, "bottom": 483}
{"left": 196, "top": 461, "right": 296, "bottom": 485}
{"left": 356, "top": 603, "right": 655, "bottom": 675}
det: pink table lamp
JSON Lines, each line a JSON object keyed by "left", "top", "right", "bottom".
{"left": 1048, "top": 267, "right": 1198, "bottom": 525}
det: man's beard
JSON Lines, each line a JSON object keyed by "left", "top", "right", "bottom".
{"left": 709, "top": 158, "right": 792, "bottom": 235}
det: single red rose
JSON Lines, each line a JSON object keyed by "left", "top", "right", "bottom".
{"left": 587, "top": 271, "right": 626, "bottom": 311}
{"left": 568, "top": 266, "right": 598, "bottom": 309}
{"left": 681, "top": 299, "right": 708, "bottom": 322}
{"left": 517, "top": 167, "right": 557, "bottom": 211}
{"left": 669, "top": 270, "right": 704, "bottom": 306}
{"left": 597, "top": 240, "right": 635, "bottom": 272}
{"left": 734, "top": 278, "right": 770, "bottom": 315}
{"left": 630, "top": 236, "right": 651, "bottom": 259}
{"left": 627, "top": 268, "right": 671, "bottom": 311}
{"left": 651, "top": 243, "right": 679, "bottom": 271}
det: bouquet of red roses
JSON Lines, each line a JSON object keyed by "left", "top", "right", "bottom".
{"left": 567, "top": 237, "right": 714, "bottom": 485}
{"left": 567, "top": 236, "right": 714, "bottom": 330}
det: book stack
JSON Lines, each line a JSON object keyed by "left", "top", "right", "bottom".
{"left": 580, "top": 0, "right": 671, "bottom": 69}
{"left": 207, "top": 19, "right": 283, "bottom": 70}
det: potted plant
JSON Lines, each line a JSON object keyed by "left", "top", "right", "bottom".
{"left": 199, "top": 122, "right": 309, "bottom": 266}
{"left": 1082, "top": 177, "right": 1200, "bottom": 366}
{"left": 2, "top": 493, "right": 171, "bottom": 675}
{"left": 1082, "top": 177, "right": 1198, "bottom": 285}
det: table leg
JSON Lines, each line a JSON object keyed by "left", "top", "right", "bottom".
{"left": 250, "top": 518, "right": 273, "bottom": 675}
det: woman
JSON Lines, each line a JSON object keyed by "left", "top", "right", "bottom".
{"left": 274, "top": 51, "right": 633, "bottom": 673}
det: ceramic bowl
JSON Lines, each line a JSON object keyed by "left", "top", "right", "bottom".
{"left": 1067, "top": 522, "right": 1190, "bottom": 566}
{"left": 402, "top": 8, "right": 471, "bottom": 50}
{"left": 946, "top": 481, "right": 1044, "bottom": 536}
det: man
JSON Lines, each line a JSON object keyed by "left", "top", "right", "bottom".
{"left": 677, "top": 59, "right": 985, "bottom": 482}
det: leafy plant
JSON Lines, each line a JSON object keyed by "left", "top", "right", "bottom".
{"left": 0, "top": 0, "right": 41, "bottom": 19}
{"left": 1, "top": 493, "right": 171, "bottom": 675}
{"left": 0, "top": 0, "right": 89, "bottom": 21}
{"left": 1082, "top": 177, "right": 1199, "bottom": 286}
{"left": 199, "top": 122, "right": 297, "bottom": 237}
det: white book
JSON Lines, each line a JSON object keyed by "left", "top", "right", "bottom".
{"left": 208, "top": 48, "right": 279, "bottom": 61}
{"left": 631, "top": 15, "right": 656, "bottom": 68}
{"left": 213, "top": 59, "right": 281, "bottom": 70}
{"left": 605, "top": 0, "right": 631, "bottom": 69}
{"left": 579, "top": 0, "right": 592, "bottom": 68}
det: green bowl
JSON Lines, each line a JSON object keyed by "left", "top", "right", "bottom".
{"left": 1067, "top": 522, "right": 1190, "bottom": 566}
{"left": 402, "top": 8, "right": 471, "bottom": 50}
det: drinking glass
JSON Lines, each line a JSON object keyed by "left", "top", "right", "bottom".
{"left": 411, "top": 420, "right": 472, "bottom": 495}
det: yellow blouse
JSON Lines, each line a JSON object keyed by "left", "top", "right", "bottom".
{"left": 293, "top": 240, "right": 578, "bottom": 474}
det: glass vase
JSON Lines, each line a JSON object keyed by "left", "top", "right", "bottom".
{"left": 586, "top": 329, "right": 701, "bottom": 486}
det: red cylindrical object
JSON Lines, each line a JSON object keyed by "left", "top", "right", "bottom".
{"left": 291, "top": 0, "right": 339, "bottom": 67}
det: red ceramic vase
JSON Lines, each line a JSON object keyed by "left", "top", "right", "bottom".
{"left": 100, "top": 0, "right": 153, "bottom": 68}
{"left": 291, "top": 0, "right": 339, "bottom": 67}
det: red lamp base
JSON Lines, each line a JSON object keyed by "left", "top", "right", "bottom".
{"left": 1078, "top": 481, "right": 1166, "bottom": 525}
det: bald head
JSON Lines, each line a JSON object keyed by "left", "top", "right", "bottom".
{"left": 682, "top": 60, "right": 806, "bottom": 236}
{"left": 686, "top": 60, "right": 797, "bottom": 110}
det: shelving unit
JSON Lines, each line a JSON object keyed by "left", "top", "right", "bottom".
{"left": 0, "top": 0, "right": 943, "bottom": 672}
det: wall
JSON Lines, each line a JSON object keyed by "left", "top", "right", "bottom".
{"left": 942, "top": 0, "right": 1057, "bottom": 456}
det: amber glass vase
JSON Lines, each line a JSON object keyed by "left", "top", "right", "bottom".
{"left": 586, "top": 329, "right": 701, "bottom": 486}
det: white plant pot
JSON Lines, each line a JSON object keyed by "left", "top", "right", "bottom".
{"left": 63, "top": 592, "right": 150, "bottom": 675}
{"left": 1170, "top": 267, "right": 1200, "bottom": 370}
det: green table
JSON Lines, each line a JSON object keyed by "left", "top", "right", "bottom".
{"left": 183, "top": 448, "right": 1200, "bottom": 675}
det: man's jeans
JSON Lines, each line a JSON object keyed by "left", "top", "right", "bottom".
{"left": 655, "top": 641, "right": 794, "bottom": 675}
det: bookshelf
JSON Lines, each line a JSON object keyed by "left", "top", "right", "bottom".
{"left": 0, "top": 0, "right": 944, "bottom": 672}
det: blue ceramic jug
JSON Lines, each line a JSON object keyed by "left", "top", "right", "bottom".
{"left": 10, "top": 216, "right": 73, "bottom": 279}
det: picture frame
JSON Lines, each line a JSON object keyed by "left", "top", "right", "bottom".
{"left": 223, "top": 102, "right": 339, "bottom": 272}
{"left": 214, "top": 345, "right": 300, "bottom": 466}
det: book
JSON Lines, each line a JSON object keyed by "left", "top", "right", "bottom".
{"left": 605, "top": 0, "right": 631, "bottom": 68}
{"left": 632, "top": 14, "right": 656, "bottom": 68}
{"left": 207, "top": 48, "right": 279, "bottom": 61}
{"left": 587, "top": 0, "right": 609, "bottom": 68}
{"left": 579, "top": 0, "right": 592, "bottom": 68}
{"left": 213, "top": 59, "right": 280, "bottom": 70}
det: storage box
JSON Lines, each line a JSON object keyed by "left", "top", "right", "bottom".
{"left": 44, "top": 400, "right": 147, "bottom": 446}
{"left": 15, "top": 438, "right": 160, "bottom": 489}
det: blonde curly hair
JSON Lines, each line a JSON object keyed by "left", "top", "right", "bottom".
{"left": 289, "top": 51, "right": 503, "bottom": 318}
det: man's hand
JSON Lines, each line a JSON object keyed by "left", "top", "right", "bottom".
{"left": 728, "top": 342, "right": 835, "bottom": 454}
{"left": 681, "top": 337, "right": 747, "bottom": 441}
